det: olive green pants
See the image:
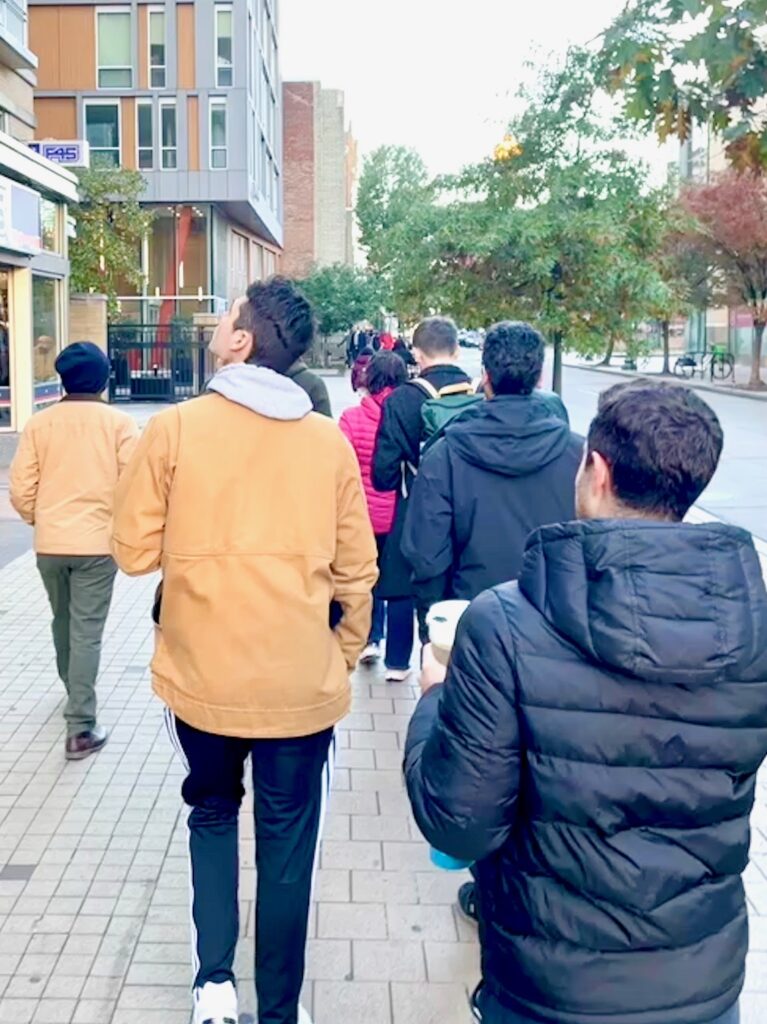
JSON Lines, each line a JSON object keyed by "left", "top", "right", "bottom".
{"left": 37, "top": 555, "right": 117, "bottom": 737}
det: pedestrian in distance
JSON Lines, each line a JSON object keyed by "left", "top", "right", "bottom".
{"left": 9, "top": 342, "right": 139, "bottom": 760}
{"left": 393, "top": 336, "right": 417, "bottom": 374}
{"left": 372, "top": 316, "right": 473, "bottom": 643}
{"left": 340, "top": 351, "right": 415, "bottom": 680}
{"left": 351, "top": 344, "right": 375, "bottom": 392}
{"left": 406, "top": 380, "right": 767, "bottom": 1024}
{"left": 112, "top": 277, "right": 378, "bottom": 1024}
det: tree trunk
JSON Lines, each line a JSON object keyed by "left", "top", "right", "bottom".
{"left": 661, "top": 320, "right": 671, "bottom": 376}
{"left": 552, "top": 331, "right": 563, "bottom": 396}
{"left": 597, "top": 336, "right": 615, "bottom": 367}
{"left": 750, "top": 321, "right": 766, "bottom": 388}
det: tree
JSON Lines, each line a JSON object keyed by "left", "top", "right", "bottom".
{"left": 69, "top": 168, "right": 154, "bottom": 317}
{"left": 298, "top": 264, "right": 387, "bottom": 364}
{"left": 356, "top": 147, "right": 431, "bottom": 274}
{"left": 600, "top": 0, "right": 767, "bottom": 171}
{"left": 680, "top": 170, "right": 767, "bottom": 386}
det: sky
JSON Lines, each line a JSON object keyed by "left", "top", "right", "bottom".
{"left": 279, "top": 0, "right": 667, "bottom": 177}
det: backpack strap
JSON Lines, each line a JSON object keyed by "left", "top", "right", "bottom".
{"left": 409, "top": 377, "right": 440, "bottom": 399}
{"left": 437, "top": 381, "right": 476, "bottom": 398}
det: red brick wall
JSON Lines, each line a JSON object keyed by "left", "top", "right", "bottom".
{"left": 282, "top": 82, "right": 317, "bottom": 279}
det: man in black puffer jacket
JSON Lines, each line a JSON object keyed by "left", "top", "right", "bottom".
{"left": 405, "top": 380, "right": 767, "bottom": 1024}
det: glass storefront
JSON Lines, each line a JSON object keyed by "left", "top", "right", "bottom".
{"left": 0, "top": 271, "right": 10, "bottom": 428}
{"left": 32, "top": 275, "right": 61, "bottom": 410}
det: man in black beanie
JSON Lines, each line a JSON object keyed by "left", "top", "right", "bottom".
{"left": 10, "top": 342, "right": 139, "bottom": 759}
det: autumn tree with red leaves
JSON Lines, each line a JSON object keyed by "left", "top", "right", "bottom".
{"left": 681, "top": 171, "right": 767, "bottom": 388}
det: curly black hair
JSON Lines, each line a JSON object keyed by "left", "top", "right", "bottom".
{"left": 235, "top": 276, "right": 315, "bottom": 373}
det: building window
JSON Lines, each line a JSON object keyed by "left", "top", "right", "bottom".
{"left": 210, "top": 99, "right": 227, "bottom": 169}
{"left": 33, "top": 276, "right": 62, "bottom": 411}
{"left": 96, "top": 8, "right": 132, "bottom": 89}
{"left": 160, "top": 100, "right": 177, "bottom": 170}
{"left": 149, "top": 8, "right": 165, "bottom": 88}
{"left": 85, "top": 102, "right": 120, "bottom": 167}
{"left": 41, "top": 199, "right": 61, "bottom": 253}
{"left": 0, "top": 0, "right": 28, "bottom": 53}
{"left": 137, "top": 101, "right": 153, "bottom": 170}
{"left": 215, "top": 5, "right": 233, "bottom": 87}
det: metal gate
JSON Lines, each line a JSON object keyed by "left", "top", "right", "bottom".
{"left": 107, "top": 324, "right": 217, "bottom": 403}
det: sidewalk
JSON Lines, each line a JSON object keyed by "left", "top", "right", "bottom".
{"left": 1, "top": 549, "right": 767, "bottom": 1024}
{"left": 565, "top": 354, "right": 767, "bottom": 401}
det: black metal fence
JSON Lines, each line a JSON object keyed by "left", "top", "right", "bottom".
{"left": 107, "top": 324, "right": 217, "bottom": 403}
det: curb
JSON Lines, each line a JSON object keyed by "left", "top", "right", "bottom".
{"left": 565, "top": 362, "right": 767, "bottom": 403}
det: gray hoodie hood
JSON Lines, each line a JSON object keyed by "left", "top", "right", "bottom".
{"left": 207, "top": 363, "right": 312, "bottom": 420}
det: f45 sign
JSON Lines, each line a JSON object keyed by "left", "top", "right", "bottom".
{"left": 28, "top": 141, "right": 91, "bottom": 168}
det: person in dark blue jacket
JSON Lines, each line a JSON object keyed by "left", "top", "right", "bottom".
{"left": 405, "top": 380, "right": 767, "bottom": 1024}
{"left": 401, "top": 321, "right": 581, "bottom": 610}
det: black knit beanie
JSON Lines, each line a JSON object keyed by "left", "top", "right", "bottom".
{"left": 55, "top": 342, "right": 110, "bottom": 395}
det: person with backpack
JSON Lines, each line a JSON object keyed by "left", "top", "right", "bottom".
{"left": 339, "top": 352, "right": 414, "bottom": 679}
{"left": 372, "top": 316, "right": 473, "bottom": 646}
{"left": 402, "top": 321, "right": 581, "bottom": 610}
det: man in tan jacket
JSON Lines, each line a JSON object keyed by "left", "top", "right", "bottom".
{"left": 113, "top": 277, "right": 378, "bottom": 1024}
{"left": 10, "top": 342, "right": 139, "bottom": 759}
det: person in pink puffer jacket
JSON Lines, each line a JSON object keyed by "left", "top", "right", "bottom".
{"left": 340, "top": 352, "right": 415, "bottom": 680}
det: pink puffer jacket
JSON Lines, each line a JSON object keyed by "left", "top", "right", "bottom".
{"left": 339, "top": 389, "right": 396, "bottom": 535}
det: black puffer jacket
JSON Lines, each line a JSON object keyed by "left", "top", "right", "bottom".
{"left": 405, "top": 520, "right": 767, "bottom": 1024}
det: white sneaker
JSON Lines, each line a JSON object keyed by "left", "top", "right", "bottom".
{"left": 360, "top": 642, "right": 381, "bottom": 666}
{"left": 298, "top": 1007, "right": 313, "bottom": 1024}
{"left": 385, "top": 668, "right": 411, "bottom": 682}
{"left": 193, "top": 980, "right": 238, "bottom": 1024}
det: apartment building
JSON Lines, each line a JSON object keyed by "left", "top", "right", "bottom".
{"left": 29, "top": 0, "right": 282, "bottom": 326}
{"left": 0, "top": 0, "right": 77, "bottom": 442}
{"left": 282, "top": 81, "right": 357, "bottom": 279}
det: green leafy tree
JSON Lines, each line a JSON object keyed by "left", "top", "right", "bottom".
{"left": 299, "top": 264, "right": 388, "bottom": 364}
{"left": 356, "top": 146, "right": 431, "bottom": 274}
{"left": 69, "top": 168, "right": 154, "bottom": 318}
{"left": 600, "top": 0, "right": 767, "bottom": 171}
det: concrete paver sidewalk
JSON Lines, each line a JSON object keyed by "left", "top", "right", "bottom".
{"left": 1, "top": 550, "right": 767, "bottom": 1024}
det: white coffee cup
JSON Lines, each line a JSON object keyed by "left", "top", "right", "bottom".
{"left": 427, "top": 600, "right": 471, "bottom": 666}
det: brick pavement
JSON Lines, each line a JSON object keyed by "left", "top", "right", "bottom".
{"left": 1, "top": 536, "right": 767, "bottom": 1024}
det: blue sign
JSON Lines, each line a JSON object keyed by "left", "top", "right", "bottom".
{"left": 28, "top": 140, "right": 90, "bottom": 168}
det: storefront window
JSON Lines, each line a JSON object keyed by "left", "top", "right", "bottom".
{"left": 0, "top": 271, "right": 10, "bottom": 428}
{"left": 41, "top": 199, "right": 60, "bottom": 254}
{"left": 32, "top": 276, "right": 61, "bottom": 410}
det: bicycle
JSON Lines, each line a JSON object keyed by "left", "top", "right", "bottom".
{"left": 673, "top": 347, "right": 734, "bottom": 383}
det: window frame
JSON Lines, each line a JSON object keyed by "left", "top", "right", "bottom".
{"left": 136, "top": 99, "right": 154, "bottom": 170}
{"left": 84, "top": 99, "right": 122, "bottom": 168}
{"left": 148, "top": 6, "right": 166, "bottom": 89}
{"left": 95, "top": 6, "right": 133, "bottom": 90}
{"left": 159, "top": 98, "right": 177, "bottom": 170}
{"left": 209, "top": 97, "right": 228, "bottom": 170}
{"left": 215, "top": 4, "right": 233, "bottom": 88}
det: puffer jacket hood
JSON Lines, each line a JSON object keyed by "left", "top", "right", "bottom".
{"left": 207, "top": 363, "right": 312, "bottom": 420}
{"left": 445, "top": 393, "right": 570, "bottom": 477}
{"left": 521, "top": 519, "right": 767, "bottom": 684}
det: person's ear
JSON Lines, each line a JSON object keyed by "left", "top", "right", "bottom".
{"left": 481, "top": 369, "right": 493, "bottom": 397}
{"left": 590, "top": 451, "right": 613, "bottom": 502}
{"left": 231, "top": 327, "right": 255, "bottom": 360}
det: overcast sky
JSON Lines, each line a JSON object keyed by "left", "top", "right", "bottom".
{"left": 279, "top": 0, "right": 652, "bottom": 175}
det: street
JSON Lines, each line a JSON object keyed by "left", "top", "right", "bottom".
{"left": 446, "top": 350, "right": 767, "bottom": 541}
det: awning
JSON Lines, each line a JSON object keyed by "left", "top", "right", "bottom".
{"left": 0, "top": 130, "right": 78, "bottom": 204}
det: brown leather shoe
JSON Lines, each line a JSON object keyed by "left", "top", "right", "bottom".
{"left": 65, "top": 727, "right": 108, "bottom": 761}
